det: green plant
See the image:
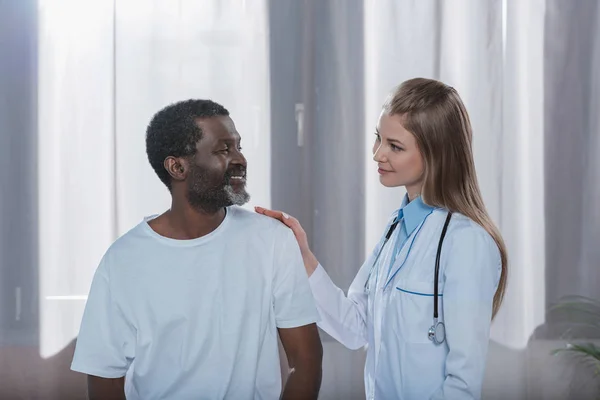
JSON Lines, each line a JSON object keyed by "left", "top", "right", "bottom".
{"left": 549, "top": 296, "right": 600, "bottom": 377}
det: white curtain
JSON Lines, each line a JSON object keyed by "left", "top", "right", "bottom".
{"left": 359, "top": 1, "right": 596, "bottom": 399}
{"left": 362, "top": 0, "right": 546, "bottom": 398}
{"left": 114, "top": 0, "right": 271, "bottom": 233}
{"left": 498, "top": 0, "right": 546, "bottom": 350}
{"left": 38, "top": 0, "right": 117, "bottom": 358}
{"left": 364, "top": 0, "right": 504, "bottom": 260}
{"left": 543, "top": 0, "right": 600, "bottom": 305}
{"left": 38, "top": 0, "right": 271, "bottom": 359}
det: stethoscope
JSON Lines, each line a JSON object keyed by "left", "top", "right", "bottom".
{"left": 364, "top": 211, "right": 453, "bottom": 345}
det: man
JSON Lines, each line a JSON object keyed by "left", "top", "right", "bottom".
{"left": 71, "top": 100, "right": 323, "bottom": 399}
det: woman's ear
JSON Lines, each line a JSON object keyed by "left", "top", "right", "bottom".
{"left": 164, "top": 156, "right": 187, "bottom": 182}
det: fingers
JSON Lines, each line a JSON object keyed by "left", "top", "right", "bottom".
{"left": 254, "top": 206, "right": 296, "bottom": 228}
{"left": 254, "top": 206, "right": 308, "bottom": 251}
{"left": 254, "top": 206, "right": 284, "bottom": 219}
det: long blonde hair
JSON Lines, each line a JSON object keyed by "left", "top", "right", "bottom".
{"left": 383, "top": 77, "right": 507, "bottom": 318}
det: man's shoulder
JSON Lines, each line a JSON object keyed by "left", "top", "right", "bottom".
{"left": 229, "top": 206, "right": 291, "bottom": 237}
{"left": 100, "top": 220, "right": 151, "bottom": 264}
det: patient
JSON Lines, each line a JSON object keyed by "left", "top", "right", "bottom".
{"left": 71, "top": 100, "right": 322, "bottom": 400}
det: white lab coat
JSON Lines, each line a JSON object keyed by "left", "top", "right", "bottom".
{"left": 309, "top": 208, "right": 501, "bottom": 399}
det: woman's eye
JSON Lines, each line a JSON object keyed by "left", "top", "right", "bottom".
{"left": 374, "top": 133, "right": 381, "bottom": 141}
{"left": 391, "top": 144, "right": 404, "bottom": 151}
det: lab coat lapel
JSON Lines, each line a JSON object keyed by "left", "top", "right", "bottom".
{"left": 383, "top": 217, "right": 429, "bottom": 289}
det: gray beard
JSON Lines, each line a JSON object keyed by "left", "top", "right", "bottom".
{"left": 224, "top": 184, "right": 251, "bottom": 206}
{"left": 186, "top": 173, "right": 250, "bottom": 214}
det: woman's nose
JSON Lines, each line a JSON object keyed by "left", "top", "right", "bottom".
{"left": 373, "top": 145, "right": 386, "bottom": 163}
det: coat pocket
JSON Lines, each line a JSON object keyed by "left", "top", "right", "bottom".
{"left": 391, "top": 279, "right": 443, "bottom": 344}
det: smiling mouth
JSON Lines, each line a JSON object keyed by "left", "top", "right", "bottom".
{"left": 227, "top": 172, "right": 246, "bottom": 183}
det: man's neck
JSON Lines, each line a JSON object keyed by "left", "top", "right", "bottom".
{"left": 150, "top": 201, "right": 227, "bottom": 240}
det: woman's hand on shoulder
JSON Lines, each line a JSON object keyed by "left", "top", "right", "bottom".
{"left": 254, "top": 206, "right": 319, "bottom": 276}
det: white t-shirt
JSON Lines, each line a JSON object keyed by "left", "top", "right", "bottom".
{"left": 71, "top": 206, "right": 319, "bottom": 400}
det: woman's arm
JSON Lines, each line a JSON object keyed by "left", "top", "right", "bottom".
{"left": 430, "top": 225, "right": 502, "bottom": 400}
{"left": 254, "top": 207, "right": 370, "bottom": 350}
{"left": 308, "top": 263, "right": 370, "bottom": 349}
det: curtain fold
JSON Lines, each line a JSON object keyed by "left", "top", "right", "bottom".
{"left": 543, "top": 0, "right": 600, "bottom": 308}
{"left": 495, "top": 0, "right": 547, "bottom": 350}
{"left": 37, "top": 0, "right": 117, "bottom": 358}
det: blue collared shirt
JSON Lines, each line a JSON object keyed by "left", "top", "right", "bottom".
{"left": 389, "top": 195, "right": 435, "bottom": 270}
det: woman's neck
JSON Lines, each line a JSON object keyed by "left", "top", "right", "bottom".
{"left": 406, "top": 186, "right": 422, "bottom": 202}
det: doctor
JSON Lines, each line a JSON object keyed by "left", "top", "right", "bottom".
{"left": 256, "top": 78, "right": 508, "bottom": 399}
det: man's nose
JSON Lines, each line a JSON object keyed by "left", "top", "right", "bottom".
{"left": 231, "top": 148, "right": 247, "bottom": 167}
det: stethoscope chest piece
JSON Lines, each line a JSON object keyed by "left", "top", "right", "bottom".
{"left": 428, "top": 318, "right": 446, "bottom": 345}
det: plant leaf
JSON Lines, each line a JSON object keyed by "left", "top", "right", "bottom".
{"left": 553, "top": 343, "right": 600, "bottom": 363}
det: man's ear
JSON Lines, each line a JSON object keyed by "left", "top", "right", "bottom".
{"left": 164, "top": 156, "right": 187, "bottom": 182}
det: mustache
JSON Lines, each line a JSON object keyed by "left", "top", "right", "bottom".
{"left": 225, "top": 167, "right": 246, "bottom": 178}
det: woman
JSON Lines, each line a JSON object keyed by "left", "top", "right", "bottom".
{"left": 255, "top": 77, "right": 507, "bottom": 399}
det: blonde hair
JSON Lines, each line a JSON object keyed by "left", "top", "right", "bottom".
{"left": 383, "top": 77, "right": 507, "bottom": 318}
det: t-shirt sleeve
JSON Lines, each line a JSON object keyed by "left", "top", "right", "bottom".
{"left": 71, "top": 256, "right": 136, "bottom": 378}
{"left": 272, "top": 228, "right": 320, "bottom": 329}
